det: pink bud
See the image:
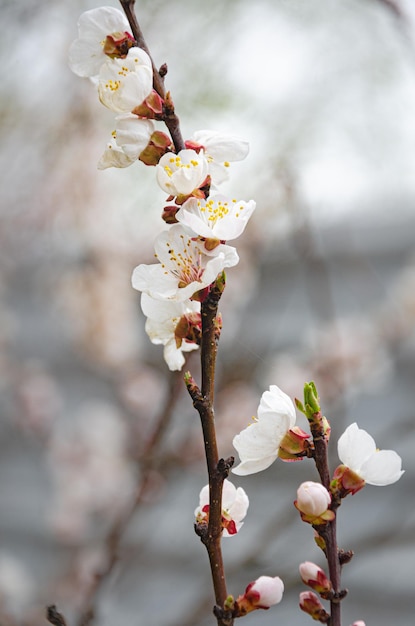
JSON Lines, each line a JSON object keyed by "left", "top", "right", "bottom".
{"left": 296, "top": 481, "right": 331, "bottom": 516}
{"left": 235, "top": 576, "right": 284, "bottom": 615}
{"left": 299, "top": 561, "right": 332, "bottom": 595}
{"left": 350, "top": 622, "right": 366, "bottom": 626}
{"left": 299, "top": 591, "right": 329, "bottom": 621}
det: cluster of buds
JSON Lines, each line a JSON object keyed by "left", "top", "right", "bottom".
{"left": 69, "top": 6, "right": 256, "bottom": 371}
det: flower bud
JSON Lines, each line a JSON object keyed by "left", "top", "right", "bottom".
{"left": 294, "top": 481, "right": 335, "bottom": 524}
{"left": 299, "top": 591, "right": 330, "bottom": 622}
{"left": 279, "top": 426, "right": 310, "bottom": 460}
{"left": 299, "top": 562, "right": 332, "bottom": 596}
{"left": 350, "top": 622, "right": 366, "bottom": 626}
{"left": 235, "top": 576, "right": 284, "bottom": 615}
{"left": 331, "top": 464, "right": 366, "bottom": 497}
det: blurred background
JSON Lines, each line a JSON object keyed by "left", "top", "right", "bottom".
{"left": 1, "top": 0, "right": 415, "bottom": 624}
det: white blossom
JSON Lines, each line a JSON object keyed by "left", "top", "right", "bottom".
{"left": 232, "top": 385, "right": 296, "bottom": 475}
{"left": 140, "top": 293, "right": 200, "bottom": 371}
{"left": 98, "top": 114, "right": 154, "bottom": 169}
{"left": 337, "top": 423, "right": 404, "bottom": 486}
{"left": 156, "top": 149, "right": 209, "bottom": 196}
{"left": 189, "top": 129, "right": 249, "bottom": 185}
{"left": 132, "top": 224, "right": 239, "bottom": 302}
{"left": 176, "top": 194, "right": 256, "bottom": 243}
{"left": 98, "top": 47, "right": 153, "bottom": 113}
{"left": 195, "top": 479, "right": 249, "bottom": 537}
{"left": 69, "top": 7, "right": 132, "bottom": 78}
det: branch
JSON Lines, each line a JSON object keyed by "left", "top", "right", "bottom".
{"left": 186, "top": 278, "right": 233, "bottom": 626}
{"left": 46, "top": 606, "right": 68, "bottom": 626}
{"left": 119, "top": 0, "right": 185, "bottom": 152}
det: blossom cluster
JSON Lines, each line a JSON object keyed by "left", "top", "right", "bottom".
{"left": 69, "top": 6, "right": 256, "bottom": 371}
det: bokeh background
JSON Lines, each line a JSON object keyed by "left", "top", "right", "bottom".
{"left": 1, "top": 0, "right": 415, "bottom": 624}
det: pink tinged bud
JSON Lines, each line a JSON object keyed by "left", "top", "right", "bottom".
{"left": 331, "top": 464, "right": 366, "bottom": 497}
{"left": 132, "top": 90, "right": 164, "bottom": 119}
{"left": 102, "top": 31, "right": 135, "bottom": 57}
{"left": 350, "top": 622, "right": 366, "bottom": 626}
{"left": 295, "top": 481, "right": 335, "bottom": 525}
{"left": 299, "top": 591, "right": 330, "bottom": 622}
{"left": 236, "top": 576, "right": 284, "bottom": 615}
{"left": 299, "top": 562, "right": 332, "bottom": 596}
{"left": 278, "top": 426, "right": 311, "bottom": 460}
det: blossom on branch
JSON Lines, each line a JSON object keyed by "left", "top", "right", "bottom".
{"left": 235, "top": 576, "right": 284, "bottom": 615}
{"left": 294, "top": 481, "right": 335, "bottom": 524}
{"left": 98, "top": 115, "right": 154, "bottom": 169}
{"left": 156, "top": 149, "right": 209, "bottom": 197}
{"left": 175, "top": 194, "right": 256, "bottom": 250}
{"left": 194, "top": 479, "right": 249, "bottom": 537}
{"left": 336, "top": 422, "right": 404, "bottom": 490}
{"left": 232, "top": 385, "right": 297, "bottom": 475}
{"left": 140, "top": 293, "right": 200, "bottom": 371}
{"left": 69, "top": 7, "right": 134, "bottom": 78}
{"left": 187, "top": 129, "right": 249, "bottom": 185}
{"left": 98, "top": 47, "right": 153, "bottom": 113}
{"left": 132, "top": 224, "right": 239, "bottom": 302}
{"left": 299, "top": 591, "right": 330, "bottom": 622}
{"left": 299, "top": 562, "right": 332, "bottom": 595}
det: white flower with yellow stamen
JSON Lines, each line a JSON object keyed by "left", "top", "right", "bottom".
{"left": 98, "top": 114, "right": 154, "bottom": 169}
{"left": 189, "top": 130, "right": 249, "bottom": 185}
{"left": 176, "top": 194, "right": 256, "bottom": 244}
{"left": 132, "top": 224, "right": 239, "bottom": 302}
{"left": 98, "top": 47, "right": 153, "bottom": 113}
{"left": 156, "top": 149, "right": 209, "bottom": 196}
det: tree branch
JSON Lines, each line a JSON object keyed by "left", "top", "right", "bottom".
{"left": 119, "top": 0, "right": 185, "bottom": 152}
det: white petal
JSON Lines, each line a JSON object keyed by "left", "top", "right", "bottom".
{"left": 232, "top": 454, "right": 278, "bottom": 476}
{"left": 97, "top": 140, "right": 136, "bottom": 169}
{"left": 337, "top": 423, "right": 376, "bottom": 471}
{"left": 77, "top": 7, "right": 130, "bottom": 40}
{"left": 360, "top": 450, "right": 404, "bottom": 485}
{"left": 227, "top": 486, "right": 249, "bottom": 521}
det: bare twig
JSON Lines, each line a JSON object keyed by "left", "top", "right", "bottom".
{"left": 46, "top": 605, "right": 68, "bottom": 626}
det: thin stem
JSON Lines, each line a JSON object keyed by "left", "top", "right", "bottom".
{"left": 311, "top": 415, "right": 343, "bottom": 626}
{"left": 186, "top": 281, "right": 233, "bottom": 626}
{"left": 119, "top": 0, "right": 185, "bottom": 152}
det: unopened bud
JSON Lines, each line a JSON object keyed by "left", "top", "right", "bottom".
{"left": 235, "top": 576, "right": 284, "bottom": 616}
{"left": 295, "top": 481, "right": 334, "bottom": 524}
{"left": 299, "top": 591, "right": 330, "bottom": 622}
{"left": 299, "top": 562, "right": 332, "bottom": 596}
{"left": 331, "top": 464, "right": 366, "bottom": 498}
{"left": 279, "top": 426, "right": 311, "bottom": 459}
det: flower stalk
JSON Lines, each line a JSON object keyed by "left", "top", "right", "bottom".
{"left": 185, "top": 277, "right": 234, "bottom": 625}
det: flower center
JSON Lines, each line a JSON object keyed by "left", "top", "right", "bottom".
{"left": 159, "top": 235, "right": 205, "bottom": 288}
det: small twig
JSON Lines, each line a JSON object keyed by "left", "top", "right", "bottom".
{"left": 46, "top": 605, "right": 68, "bottom": 626}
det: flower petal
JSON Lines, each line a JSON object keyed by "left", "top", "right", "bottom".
{"left": 360, "top": 449, "right": 404, "bottom": 485}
